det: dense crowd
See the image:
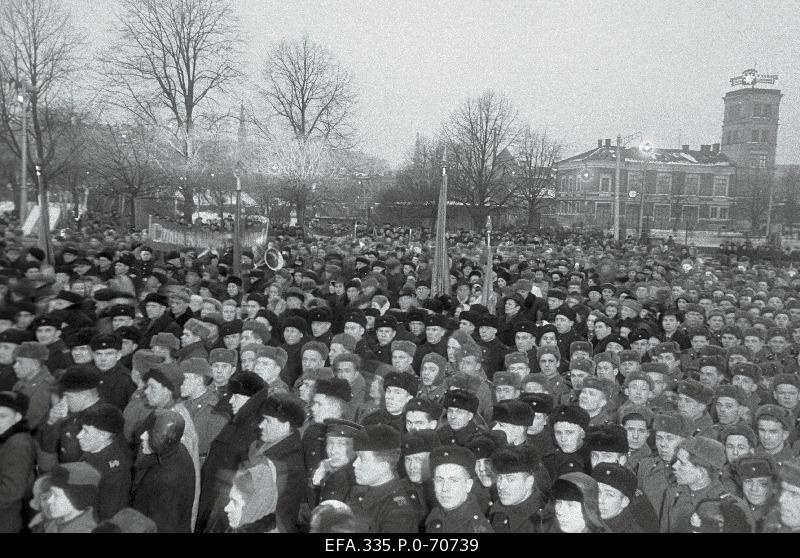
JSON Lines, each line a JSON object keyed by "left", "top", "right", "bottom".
{"left": 1, "top": 213, "right": 800, "bottom": 534}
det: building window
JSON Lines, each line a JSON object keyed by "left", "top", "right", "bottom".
{"left": 751, "top": 129, "right": 759, "bottom": 143}
{"left": 653, "top": 204, "right": 670, "bottom": 225}
{"left": 761, "top": 129, "right": 769, "bottom": 143}
{"left": 685, "top": 175, "right": 699, "bottom": 196}
{"left": 656, "top": 173, "right": 672, "bottom": 195}
{"left": 709, "top": 206, "right": 729, "bottom": 220}
{"left": 628, "top": 171, "right": 643, "bottom": 193}
{"left": 595, "top": 202, "right": 612, "bottom": 221}
{"left": 713, "top": 176, "right": 729, "bottom": 197}
{"left": 600, "top": 176, "right": 612, "bottom": 193}
{"left": 567, "top": 175, "right": 574, "bottom": 192}
{"left": 560, "top": 177, "right": 566, "bottom": 191}
{"left": 753, "top": 103, "right": 762, "bottom": 117}
{"left": 749, "top": 154, "right": 767, "bottom": 168}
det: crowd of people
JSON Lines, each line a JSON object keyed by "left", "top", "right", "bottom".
{"left": 1, "top": 211, "right": 800, "bottom": 534}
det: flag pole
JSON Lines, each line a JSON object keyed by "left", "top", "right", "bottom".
{"left": 431, "top": 146, "right": 450, "bottom": 298}
{"left": 482, "top": 215, "right": 495, "bottom": 312}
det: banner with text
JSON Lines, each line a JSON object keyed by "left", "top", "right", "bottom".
{"left": 146, "top": 216, "right": 269, "bottom": 251}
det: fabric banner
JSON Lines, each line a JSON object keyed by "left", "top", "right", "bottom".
{"left": 146, "top": 216, "right": 269, "bottom": 251}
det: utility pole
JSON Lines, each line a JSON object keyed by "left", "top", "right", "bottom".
{"left": 614, "top": 135, "right": 622, "bottom": 241}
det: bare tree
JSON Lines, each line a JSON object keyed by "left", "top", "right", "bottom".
{"left": 101, "top": 0, "right": 242, "bottom": 221}
{"left": 0, "top": 0, "right": 85, "bottom": 213}
{"left": 442, "top": 90, "right": 521, "bottom": 228}
{"left": 260, "top": 36, "right": 357, "bottom": 146}
{"left": 512, "top": 125, "right": 561, "bottom": 228}
{"left": 377, "top": 135, "right": 441, "bottom": 225}
{"left": 735, "top": 167, "right": 772, "bottom": 234}
{"left": 779, "top": 166, "right": 800, "bottom": 237}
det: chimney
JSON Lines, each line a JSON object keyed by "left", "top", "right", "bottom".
{"left": 682, "top": 144, "right": 690, "bottom": 152}
{"left": 604, "top": 139, "right": 612, "bottom": 147}
{"left": 712, "top": 143, "right": 720, "bottom": 153}
{"left": 598, "top": 139, "right": 603, "bottom": 148}
{"left": 700, "top": 145, "right": 711, "bottom": 153}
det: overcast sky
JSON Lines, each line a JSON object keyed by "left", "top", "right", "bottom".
{"left": 69, "top": 0, "right": 798, "bottom": 167}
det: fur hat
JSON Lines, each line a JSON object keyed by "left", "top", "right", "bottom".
{"left": 259, "top": 346, "right": 288, "bottom": 369}
{"left": 493, "top": 371, "right": 521, "bottom": 389}
{"left": 0, "top": 390, "right": 29, "bottom": 415}
{"left": 150, "top": 332, "right": 180, "bottom": 352}
{"left": 592, "top": 462, "right": 637, "bottom": 500}
{"left": 677, "top": 379, "right": 715, "bottom": 405}
{"left": 209, "top": 348, "right": 237, "bottom": 366}
{"left": 585, "top": 424, "right": 629, "bottom": 454}
{"left": 229, "top": 372, "right": 266, "bottom": 398}
{"left": 504, "top": 352, "right": 529, "bottom": 368}
{"left": 143, "top": 362, "right": 183, "bottom": 398}
{"left": 60, "top": 365, "right": 101, "bottom": 392}
{"left": 13, "top": 341, "right": 48, "bottom": 361}
{"left": 219, "top": 319, "right": 243, "bottom": 337}
{"left": 390, "top": 340, "right": 417, "bottom": 357}
{"left": 343, "top": 312, "right": 367, "bottom": 329}
{"left": 302, "top": 340, "right": 329, "bottom": 361}
{"left": 492, "top": 400, "right": 534, "bottom": 427}
{"left": 183, "top": 318, "right": 211, "bottom": 341}
{"left": 679, "top": 436, "right": 726, "bottom": 472}
{"left": 82, "top": 403, "right": 125, "bottom": 435}
{"left": 353, "top": 424, "right": 402, "bottom": 452}
{"left": 131, "top": 349, "right": 166, "bottom": 373}
{"left": 241, "top": 321, "right": 271, "bottom": 344}
{"left": 755, "top": 404, "right": 794, "bottom": 431}
{"left": 653, "top": 412, "right": 691, "bottom": 437}
{"left": 466, "top": 431, "right": 508, "bottom": 459}
{"left": 90, "top": 333, "right": 122, "bottom": 352}
{"left": 180, "top": 357, "right": 211, "bottom": 377}
{"left": 491, "top": 445, "right": 541, "bottom": 475}
{"left": 404, "top": 398, "right": 442, "bottom": 420}
{"left": 314, "top": 378, "right": 353, "bottom": 402}
{"left": 261, "top": 393, "right": 306, "bottom": 428}
{"left": 520, "top": 392, "right": 554, "bottom": 415}
{"left": 401, "top": 429, "right": 440, "bottom": 457}
{"left": 551, "top": 405, "right": 590, "bottom": 431}
{"left": 331, "top": 333, "right": 357, "bottom": 352}
{"left": 384, "top": 370, "right": 419, "bottom": 396}
{"left": 442, "top": 388, "right": 479, "bottom": 414}
{"left": 50, "top": 462, "right": 101, "bottom": 511}
{"left": 430, "top": 445, "right": 475, "bottom": 474}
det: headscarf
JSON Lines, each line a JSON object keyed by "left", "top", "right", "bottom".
{"left": 233, "top": 461, "right": 278, "bottom": 528}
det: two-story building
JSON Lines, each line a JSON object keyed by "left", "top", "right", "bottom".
{"left": 552, "top": 140, "right": 737, "bottom": 233}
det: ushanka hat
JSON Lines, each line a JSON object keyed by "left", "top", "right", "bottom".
{"left": 50, "top": 462, "right": 101, "bottom": 511}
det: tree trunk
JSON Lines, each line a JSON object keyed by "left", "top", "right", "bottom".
{"left": 296, "top": 195, "right": 307, "bottom": 231}
{"left": 129, "top": 194, "right": 137, "bottom": 229}
{"left": 182, "top": 187, "right": 195, "bottom": 222}
{"left": 527, "top": 199, "right": 540, "bottom": 229}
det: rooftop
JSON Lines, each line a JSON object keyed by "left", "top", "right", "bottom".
{"left": 557, "top": 145, "right": 734, "bottom": 167}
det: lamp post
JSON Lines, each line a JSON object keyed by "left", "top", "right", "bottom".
{"left": 14, "top": 82, "right": 37, "bottom": 223}
{"left": 614, "top": 132, "right": 645, "bottom": 241}
{"left": 637, "top": 142, "right": 654, "bottom": 240}
{"left": 35, "top": 164, "right": 52, "bottom": 265}
{"left": 233, "top": 161, "right": 244, "bottom": 278}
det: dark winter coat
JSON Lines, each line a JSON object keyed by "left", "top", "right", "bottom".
{"left": 132, "top": 443, "right": 196, "bottom": 533}
{"left": 0, "top": 421, "right": 36, "bottom": 533}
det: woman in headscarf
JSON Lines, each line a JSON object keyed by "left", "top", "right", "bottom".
{"left": 223, "top": 461, "right": 279, "bottom": 533}
{"left": 417, "top": 353, "right": 448, "bottom": 405}
{"left": 542, "top": 472, "right": 610, "bottom": 533}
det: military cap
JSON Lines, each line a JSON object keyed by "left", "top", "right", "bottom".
{"left": 513, "top": 321, "right": 538, "bottom": 335}
{"left": 0, "top": 329, "right": 33, "bottom": 345}
{"left": 521, "top": 373, "right": 553, "bottom": 394}
{"left": 315, "top": 378, "right": 353, "bottom": 402}
{"left": 730, "top": 362, "right": 761, "bottom": 382}
{"left": 504, "top": 352, "right": 529, "bottom": 368}
{"left": 401, "top": 430, "right": 440, "bottom": 456}
{"left": 116, "top": 326, "right": 141, "bottom": 344}
{"left": 150, "top": 332, "right": 180, "bottom": 351}
{"left": 686, "top": 326, "right": 711, "bottom": 339}
{"left": 677, "top": 379, "right": 715, "bottom": 405}
{"left": 353, "top": 424, "right": 402, "bottom": 452}
{"left": 491, "top": 445, "right": 541, "bottom": 475}
{"left": 520, "top": 392, "right": 553, "bottom": 415}
{"left": 391, "top": 340, "right": 417, "bottom": 357}
{"left": 282, "top": 315, "right": 308, "bottom": 335}
{"left": 343, "top": 311, "right": 367, "bottom": 329}
{"left": 218, "top": 320, "right": 243, "bottom": 337}
{"left": 570, "top": 340, "right": 593, "bottom": 356}
{"left": 106, "top": 304, "right": 135, "bottom": 319}
{"left": 82, "top": 403, "right": 125, "bottom": 435}
{"left": 773, "top": 374, "right": 800, "bottom": 389}
{"left": 621, "top": 408, "right": 655, "bottom": 426}
{"left": 548, "top": 289, "right": 567, "bottom": 301}
{"left": 261, "top": 393, "right": 306, "bottom": 428}
{"left": 424, "top": 313, "right": 448, "bottom": 329}
{"left": 537, "top": 345, "right": 561, "bottom": 361}
{"left": 406, "top": 309, "right": 427, "bottom": 324}
{"left": 592, "top": 463, "right": 637, "bottom": 500}
{"left": 13, "top": 341, "right": 49, "bottom": 361}
{"left": 720, "top": 325, "right": 742, "bottom": 338}
{"left": 180, "top": 357, "right": 211, "bottom": 377}
{"left": 384, "top": 371, "right": 419, "bottom": 396}
{"left": 493, "top": 371, "right": 521, "bottom": 389}
{"left": 324, "top": 418, "right": 362, "bottom": 439}
{"left": 466, "top": 431, "right": 507, "bottom": 459}
{"left": 652, "top": 342, "right": 680, "bottom": 356}
{"left": 330, "top": 333, "right": 357, "bottom": 353}
{"left": 446, "top": 372, "right": 482, "bottom": 393}
{"left": 778, "top": 459, "right": 800, "bottom": 489}
{"left": 363, "top": 308, "right": 380, "bottom": 319}
{"left": 442, "top": 388, "right": 479, "bottom": 414}
{"left": 0, "top": 390, "right": 29, "bottom": 415}
{"left": 493, "top": 400, "right": 534, "bottom": 427}
{"left": 430, "top": 445, "right": 476, "bottom": 473}
{"left": 698, "top": 355, "right": 725, "bottom": 371}
{"left": 209, "top": 348, "right": 237, "bottom": 366}
{"left": 458, "top": 311, "right": 478, "bottom": 326}
{"left": 720, "top": 423, "right": 758, "bottom": 448}
{"left": 60, "top": 364, "right": 101, "bottom": 392}
{"left": 653, "top": 412, "right": 690, "bottom": 437}
{"left": 755, "top": 404, "right": 794, "bottom": 431}
{"left": 624, "top": 371, "right": 654, "bottom": 390}
{"left": 593, "top": 351, "right": 619, "bottom": 366}
{"left": 31, "top": 315, "right": 63, "bottom": 330}
{"left": 582, "top": 376, "right": 612, "bottom": 398}
{"left": 551, "top": 405, "right": 590, "bottom": 431}
{"left": 143, "top": 362, "right": 184, "bottom": 398}
{"left": 64, "top": 328, "right": 96, "bottom": 349}
{"left": 404, "top": 398, "right": 443, "bottom": 420}
{"left": 679, "top": 436, "right": 726, "bottom": 471}
{"left": 477, "top": 313, "right": 499, "bottom": 329}
{"left": 618, "top": 350, "right": 641, "bottom": 363}
{"left": 741, "top": 327, "right": 765, "bottom": 341}
{"left": 585, "top": 424, "right": 628, "bottom": 454}
{"left": 555, "top": 306, "right": 577, "bottom": 322}
{"left": 143, "top": 293, "right": 169, "bottom": 307}
{"left": 90, "top": 333, "right": 122, "bottom": 352}
{"left": 736, "top": 456, "right": 776, "bottom": 480}
{"left": 569, "top": 357, "right": 595, "bottom": 374}
{"left": 627, "top": 329, "right": 650, "bottom": 344}
{"left": 714, "top": 385, "right": 747, "bottom": 405}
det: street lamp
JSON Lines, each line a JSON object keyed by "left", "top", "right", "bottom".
{"left": 35, "top": 164, "right": 52, "bottom": 265}
{"left": 625, "top": 142, "right": 656, "bottom": 240}
{"left": 233, "top": 161, "right": 244, "bottom": 278}
{"left": 14, "top": 81, "right": 37, "bottom": 223}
